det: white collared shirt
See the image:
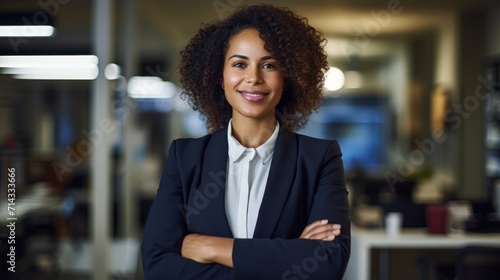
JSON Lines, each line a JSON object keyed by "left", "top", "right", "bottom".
{"left": 225, "top": 120, "right": 280, "bottom": 238}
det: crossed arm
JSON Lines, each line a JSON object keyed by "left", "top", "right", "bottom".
{"left": 181, "top": 220, "right": 342, "bottom": 267}
{"left": 142, "top": 139, "right": 350, "bottom": 279}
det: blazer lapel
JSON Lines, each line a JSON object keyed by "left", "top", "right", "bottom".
{"left": 253, "top": 129, "right": 297, "bottom": 238}
{"left": 196, "top": 127, "right": 233, "bottom": 237}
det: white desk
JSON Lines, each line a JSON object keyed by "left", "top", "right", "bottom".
{"left": 59, "top": 237, "right": 140, "bottom": 278}
{"left": 0, "top": 193, "right": 60, "bottom": 219}
{"left": 343, "top": 227, "right": 500, "bottom": 280}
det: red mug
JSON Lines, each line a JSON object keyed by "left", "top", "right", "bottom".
{"left": 427, "top": 204, "right": 448, "bottom": 234}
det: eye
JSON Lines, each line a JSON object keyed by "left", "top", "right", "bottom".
{"left": 262, "top": 63, "right": 277, "bottom": 70}
{"left": 233, "top": 62, "right": 246, "bottom": 68}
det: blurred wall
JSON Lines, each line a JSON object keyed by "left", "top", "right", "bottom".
{"left": 457, "top": 9, "right": 487, "bottom": 199}
{"left": 485, "top": 0, "right": 500, "bottom": 56}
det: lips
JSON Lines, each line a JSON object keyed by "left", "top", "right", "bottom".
{"left": 238, "top": 90, "right": 268, "bottom": 103}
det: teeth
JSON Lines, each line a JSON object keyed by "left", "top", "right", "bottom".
{"left": 242, "top": 92, "right": 264, "bottom": 97}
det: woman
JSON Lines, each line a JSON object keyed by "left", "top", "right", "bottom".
{"left": 142, "top": 4, "right": 350, "bottom": 279}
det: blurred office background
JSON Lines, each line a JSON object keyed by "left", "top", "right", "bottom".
{"left": 0, "top": 0, "right": 499, "bottom": 279}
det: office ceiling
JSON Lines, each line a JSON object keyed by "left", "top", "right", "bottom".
{"left": 0, "top": 0, "right": 487, "bottom": 65}
{"left": 140, "top": 0, "right": 484, "bottom": 41}
{"left": 140, "top": 0, "right": 487, "bottom": 58}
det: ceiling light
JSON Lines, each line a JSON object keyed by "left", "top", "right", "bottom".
{"left": 0, "top": 55, "right": 98, "bottom": 68}
{"left": 0, "top": 25, "right": 55, "bottom": 37}
{"left": 128, "top": 76, "right": 177, "bottom": 99}
{"left": 324, "top": 67, "right": 345, "bottom": 91}
{"left": 104, "top": 63, "right": 121, "bottom": 80}
{"left": 0, "top": 55, "right": 99, "bottom": 80}
{"left": 12, "top": 66, "right": 99, "bottom": 80}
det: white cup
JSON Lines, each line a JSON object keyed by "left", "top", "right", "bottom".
{"left": 447, "top": 201, "right": 472, "bottom": 235}
{"left": 385, "top": 212, "right": 403, "bottom": 237}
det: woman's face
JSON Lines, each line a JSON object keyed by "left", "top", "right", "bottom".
{"left": 222, "top": 28, "right": 284, "bottom": 123}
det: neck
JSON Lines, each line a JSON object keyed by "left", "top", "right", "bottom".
{"left": 231, "top": 116, "right": 276, "bottom": 148}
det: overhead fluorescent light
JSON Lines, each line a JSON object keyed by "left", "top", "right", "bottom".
{"left": 14, "top": 73, "right": 98, "bottom": 80}
{"left": 12, "top": 66, "right": 99, "bottom": 80}
{"left": 128, "top": 76, "right": 177, "bottom": 99}
{"left": 0, "top": 55, "right": 99, "bottom": 80}
{"left": 0, "top": 55, "right": 98, "bottom": 68}
{"left": 0, "top": 25, "right": 55, "bottom": 37}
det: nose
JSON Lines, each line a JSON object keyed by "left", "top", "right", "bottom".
{"left": 245, "top": 66, "right": 263, "bottom": 84}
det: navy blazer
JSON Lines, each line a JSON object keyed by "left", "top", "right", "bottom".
{"left": 141, "top": 126, "right": 350, "bottom": 279}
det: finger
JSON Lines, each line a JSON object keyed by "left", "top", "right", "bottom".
{"left": 303, "top": 224, "right": 341, "bottom": 239}
{"left": 300, "top": 220, "right": 328, "bottom": 238}
{"left": 302, "top": 224, "right": 332, "bottom": 239}
{"left": 307, "top": 231, "right": 334, "bottom": 241}
{"left": 302, "top": 219, "right": 328, "bottom": 234}
{"left": 303, "top": 226, "right": 342, "bottom": 240}
{"left": 309, "top": 228, "right": 339, "bottom": 239}
{"left": 309, "top": 229, "right": 339, "bottom": 241}
{"left": 322, "top": 235, "right": 336, "bottom": 241}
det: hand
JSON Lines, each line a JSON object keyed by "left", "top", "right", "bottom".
{"left": 300, "top": 219, "right": 341, "bottom": 241}
{"left": 181, "top": 233, "right": 234, "bottom": 267}
{"left": 181, "top": 233, "right": 213, "bottom": 263}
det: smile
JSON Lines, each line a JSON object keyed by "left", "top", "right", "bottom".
{"left": 238, "top": 90, "right": 269, "bottom": 102}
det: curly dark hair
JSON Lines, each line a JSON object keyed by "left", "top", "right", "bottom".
{"left": 179, "top": 4, "right": 329, "bottom": 133}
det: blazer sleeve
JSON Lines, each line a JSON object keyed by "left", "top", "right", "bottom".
{"left": 141, "top": 140, "right": 232, "bottom": 280}
{"left": 231, "top": 140, "right": 350, "bottom": 280}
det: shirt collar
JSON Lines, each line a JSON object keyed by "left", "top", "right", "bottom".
{"left": 227, "top": 119, "right": 279, "bottom": 165}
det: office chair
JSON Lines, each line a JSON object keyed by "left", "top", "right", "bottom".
{"left": 455, "top": 245, "right": 500, "bottom": 280}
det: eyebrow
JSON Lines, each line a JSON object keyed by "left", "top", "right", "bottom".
{"left": 228, "top": 54, "right": 275, "bottom": 61}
